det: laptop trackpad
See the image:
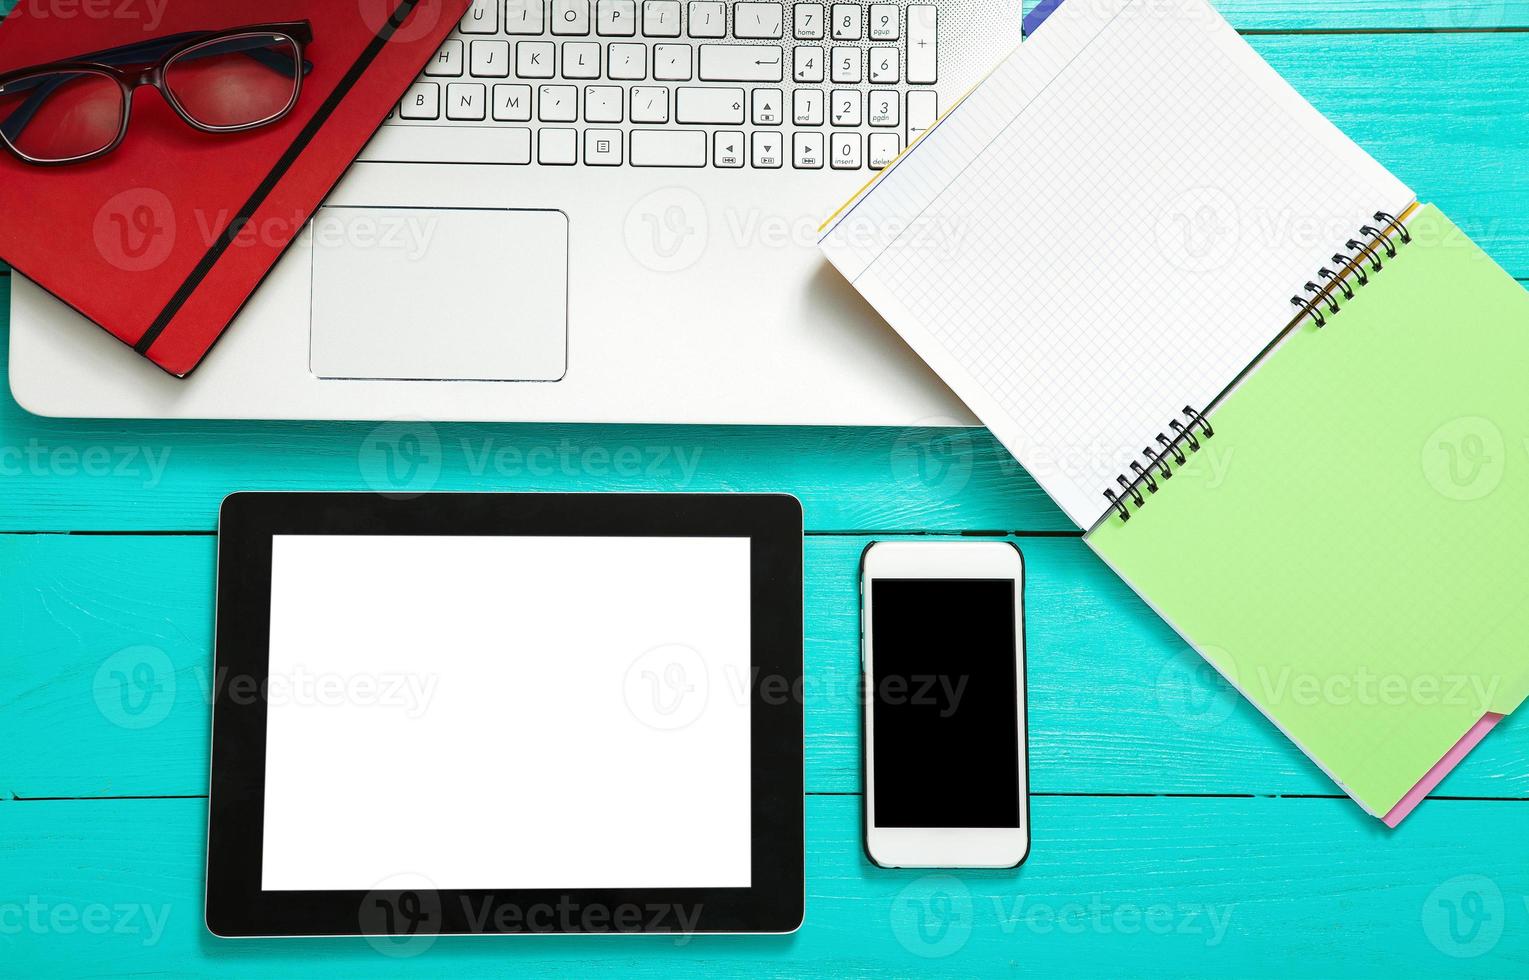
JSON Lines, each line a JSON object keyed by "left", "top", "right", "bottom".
{"left": 309, "top": 206, "right": 567, "bottom": 382}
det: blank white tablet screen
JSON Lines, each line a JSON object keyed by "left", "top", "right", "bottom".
{"left": 260, "top": 534, "right": 752, "bottom": 891}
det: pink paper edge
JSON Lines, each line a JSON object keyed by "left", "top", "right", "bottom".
{"left": 1382, "top": 713, "right": 1504, "bottom": 827}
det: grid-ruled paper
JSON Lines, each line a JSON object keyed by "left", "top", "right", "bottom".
{"left": 820, "top": 0, "right": 1413, "bottom": 528}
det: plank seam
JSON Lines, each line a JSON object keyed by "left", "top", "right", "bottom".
{"left": 9, "top": 792, "right": 1525, "bottom": 802}
{"left": 1240, "top": 26, "right": 1529, "bottom": 36}
{"left": 0, "top": 529, "right": 1085, "bottom": 538}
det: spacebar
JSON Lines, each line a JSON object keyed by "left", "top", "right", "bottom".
{"left": 630, "top": 129, "right": 707, "bottom": 167}
{"left": 358, "top": 125, "right": 532, "bottom": 165}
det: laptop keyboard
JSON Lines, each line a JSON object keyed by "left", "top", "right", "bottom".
{"left": 373, "top": 0, "right": 941, "bottom": 168}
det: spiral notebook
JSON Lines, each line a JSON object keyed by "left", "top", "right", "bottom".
{"left": 820, "top": 0, "right": 1529, "bottom": 821}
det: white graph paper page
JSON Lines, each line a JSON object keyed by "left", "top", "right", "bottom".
{"left": 819, "top": 0, "right": 1413, "bottom": 528}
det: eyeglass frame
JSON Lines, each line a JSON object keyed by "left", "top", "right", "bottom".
{"left": 0, "top": 20, "right": 314, "bottom": 166}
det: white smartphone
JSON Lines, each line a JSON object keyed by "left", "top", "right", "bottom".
{"left": 860, "top": 540, "right": 1029, "bottom": 869}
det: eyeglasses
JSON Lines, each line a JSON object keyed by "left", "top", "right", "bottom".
{"left": 0, "top": 21, "right": 313, "bottom": 166}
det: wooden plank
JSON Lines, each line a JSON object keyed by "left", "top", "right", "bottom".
{"left": 1024, "top": 0, "right": 1529, "bottom": 31}
{"left": 1156, "top": 0, "right": 1529, "bottom": 31}
{"left": 4, "top": 35, "right": 1529, "bottom": 533}
{"left": 6, "top": 534, "right": 1523, "bottom": 804}
{"left": 0, "top": 794, "right": 1523, "bottom": 976}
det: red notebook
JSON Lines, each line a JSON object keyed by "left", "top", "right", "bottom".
{"left": 0, "top": 0, "right": 467, "bottom": 377}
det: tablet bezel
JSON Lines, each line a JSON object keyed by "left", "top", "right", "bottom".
{"left": 206, "top": 492, "right": 803, "bottom": 937}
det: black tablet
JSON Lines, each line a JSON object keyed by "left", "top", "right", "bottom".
{"left": 207, "top": 492, "right": 803, "bottom": 938}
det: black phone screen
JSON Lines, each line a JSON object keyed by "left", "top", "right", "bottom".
{"left": 869, "top": 578, "right": 1021, "bottom": 829}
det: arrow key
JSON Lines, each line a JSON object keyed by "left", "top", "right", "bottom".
{"left": 752, "top": 87, "right": 783, "bottom": 125}
{"left": 751, "top": 131, "right": 783, "bottom": 168}
{"left": 714, "top": 130, "right": 745, "bottom": 167}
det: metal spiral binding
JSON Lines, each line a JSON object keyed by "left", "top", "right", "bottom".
{"left": 1103, "top": 406, "right": 1214, "bottom": 522}
{"left": 1290, "top": 211, "right": 1412, "bottom": 329}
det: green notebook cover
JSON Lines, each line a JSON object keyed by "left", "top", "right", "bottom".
{"left": 1088, "top": 205, "right": 1529, "bottom": 815}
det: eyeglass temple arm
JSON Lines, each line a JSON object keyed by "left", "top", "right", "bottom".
{"left": 2, "top": 29, "right": 313, "bottom": 144}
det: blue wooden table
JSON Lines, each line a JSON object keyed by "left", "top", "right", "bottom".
{"left": 3, "top": 1, "right": 1527, "bottom": 974}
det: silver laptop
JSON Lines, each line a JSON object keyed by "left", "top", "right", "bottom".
{"left": 8, "top": 0, "right": 1019, "bottom": 423}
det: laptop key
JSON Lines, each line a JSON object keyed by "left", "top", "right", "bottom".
{"left": 907, "top": 88, "right": 937, "bottom": 136}
{"left": 461, "top": 0, "right": 499, "bottom": 33}
{"left": 714, "top": 130, "right": 746, "bottom": 167}
{"left": 631, "top": 86, "right": 670, "bottom": 123}
{"left": 699, "top": 44, "right": 784, "bottom": 81}
{"left": 446, "top": 83, "right": 487, "bottom": 120}
{"left": 493, "top": 83, "right": 533, "bottom": 121}
{"left": 792, "top": 88, "right": 823, "bottom": 125}
{"left": 596, "top": 0, "right": 638, "bottom": 35}
{"left": 630, "top": 129, "right": 707, "bottom": 166}
{"left": 676, "top": 87, "right": 746, "bottom": 125}
{"left": 734, "top": 2, "right": 784, "bottom": 38}
{"left": 654, "top": 43, "right": 694, "bottom": 81}
{"left": 517, "top": 41, "right": 556, "bottom": 78}
{"left": 792, "top": 131, "right": 824, "bottom": 168}
{"left": 360, "top": 125, "right": 532, "bottom": 165}
{"left": 689, "top": 1, "right": 728, "bottom": 37}
{"left": 751, "top": 131, "right": 783, "bottom": 167}
{"left": 907, "top": 4, "right": 937, "bottom": 83}
{"left": 400, "top": 82, "right": 440, "bottom": 120}
{"left": 830, "top": 131, "right": 860, "bottom": 168}
{"left": 539, "top": 127, "right": 579, "bottom": 164}
{"left": 425, "top": 39, "right": 464, "bottom": 77}
{"left": 608, "top": 42, "right": 648, "bottom": 79}
{"left": 506, "top": 0, "right": 546, "bottom": 33}
{"left": 868, "top": 132, "right": 899, "bottom": 169}
{"left": 586, "top": 85, "right": 625, "bottom": 122}
{"left": 642, "top": 0, "right": 683, "bottom": 36}
{"left": 470, "top": 40, "right": 511, "bottom": 78}
{"left": 585, "top": 129, "right": 624, "bottom": 164}
{"left": 563, "top": 41, "right": 602, "bottom": 78}
{"left": 552, "top": 0, "right": 593, "bottom": 35}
